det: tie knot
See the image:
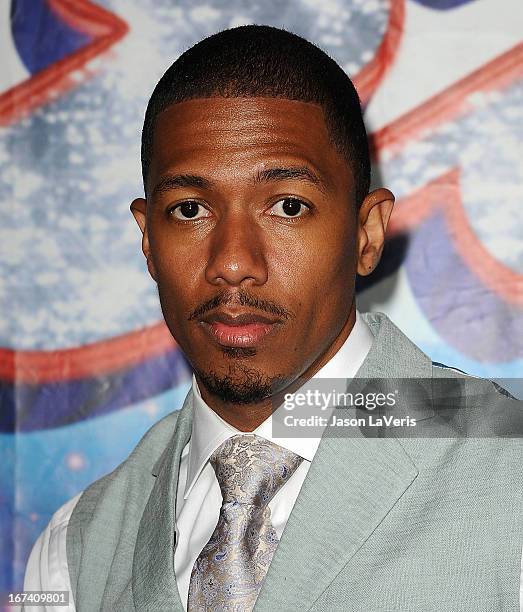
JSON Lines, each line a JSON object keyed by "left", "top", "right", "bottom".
{"left": 210, "top": 434, "right": 303, "bottom": 507}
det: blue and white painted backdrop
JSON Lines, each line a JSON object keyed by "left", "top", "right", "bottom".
{"left": 0, "top": 0, "right": 522, "bottom": 599}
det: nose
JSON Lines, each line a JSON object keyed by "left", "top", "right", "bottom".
{"left": 205, "top": 212, "right": 268, "bottom": 287}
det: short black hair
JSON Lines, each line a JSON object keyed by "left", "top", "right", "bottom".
{"left": 141, "top": 25, "right": 370, "bottom": 208}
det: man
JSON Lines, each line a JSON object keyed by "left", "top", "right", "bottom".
{"left": 24, "top": 25, "right": 522, "bottom": 611}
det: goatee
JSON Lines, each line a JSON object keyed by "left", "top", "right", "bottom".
{"left": 195, "top": 363, "right": 288, "bottom": 404}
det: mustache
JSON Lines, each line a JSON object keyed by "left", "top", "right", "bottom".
{"left": 188, "top": 290, "right": 293, "bottom": 322}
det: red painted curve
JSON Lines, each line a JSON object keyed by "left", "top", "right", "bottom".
{"left": 0, "top": 0, "right": 128, "bottom": 126}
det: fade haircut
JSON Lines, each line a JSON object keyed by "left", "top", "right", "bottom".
{"left": 141, "top": 25, "right": 371, "bottom": 208}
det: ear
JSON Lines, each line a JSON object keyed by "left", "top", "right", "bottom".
{"left": 130, "top": 197, "right": 158, "bottom": 282}
{"left": 356, "top": 188, "right": 395, "bottom": 276}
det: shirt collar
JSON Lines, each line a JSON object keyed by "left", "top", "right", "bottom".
{"left": 184, "top": 310, "right": 373, "bottom": 499}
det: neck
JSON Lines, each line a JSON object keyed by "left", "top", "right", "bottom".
{"left": 196, "top": 303, "right": 357, "bottom": 431}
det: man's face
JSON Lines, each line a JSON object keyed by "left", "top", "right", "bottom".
{"left": 131, "top": 97, "right": 390, "bottom": 405}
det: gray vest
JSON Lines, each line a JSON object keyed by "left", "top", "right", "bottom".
{"left": 66, "top": 312, "right": 523, "bottom": 611}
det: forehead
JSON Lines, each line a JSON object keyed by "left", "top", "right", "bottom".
{"left": 149, "top": 97, "right": 351, "bottom": 190}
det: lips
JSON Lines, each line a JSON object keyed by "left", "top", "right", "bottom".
{"left": 199, "top": 312, "right": 282, "bottom": 348}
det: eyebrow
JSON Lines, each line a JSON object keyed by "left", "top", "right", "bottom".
{"left": 152, "top": 174, "right": 213, "bottom": 198}
{"left": 151, "top": 165, "right": 328, "bottom": 198}
{"left": 253, "top": 166, "right": 327, "bottom": 193}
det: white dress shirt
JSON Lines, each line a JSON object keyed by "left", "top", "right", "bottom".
{"left": 24, "top": 311, "right": 374, "bottom": 611}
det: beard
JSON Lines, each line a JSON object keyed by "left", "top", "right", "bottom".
{"left": 194, "top": 360, "right": 289, "bottom": 405}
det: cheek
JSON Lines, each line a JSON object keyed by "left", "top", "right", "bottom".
{"left": 276, "top": 224, "right": 356, "bottom": 286}
{"left": 149, "top": 224, "right": 199, "bottom": 287}
{"left": 270, "top": 230, "right": 356, "bottom": 325}
{"left": 150, "top": 247, "right": 200, "bottom": 321}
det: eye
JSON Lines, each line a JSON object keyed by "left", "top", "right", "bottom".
{"left": 169, "top": 201, "right": 210, "bottom": 220}
{"left": 270, "top": 197, "right": 310, "bottom": 218}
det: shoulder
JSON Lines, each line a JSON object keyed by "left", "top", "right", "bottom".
{"left": 70, "top": 408, "right": 182, "bottom": 524}
{"left": 429, "top": 361, "right": 521, "bottom": 438}
{"left": 431, "top": 360, "right": 516, "bottom": 397}
{"left": 24, "top": 409, "right": 181, "bottom": 592}
{"left": 47, "top": 492, "right": 82, "bottom": 531}
{"left": 24, "top": 492, "right": 82, "bottom": 601}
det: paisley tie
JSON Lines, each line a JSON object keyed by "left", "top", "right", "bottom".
{"left": 187, "top": 433, "right": 303, "bottom": 611}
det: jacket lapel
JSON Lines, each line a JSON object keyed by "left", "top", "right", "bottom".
{"left": 254, "top": 312, "right": 434, "bottom": 611}
{"left": 132, "top": 389, "right": 194, "bottom": 612}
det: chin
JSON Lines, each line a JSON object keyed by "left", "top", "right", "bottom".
{"left": 194, "top": 361, "right": 289, "bottom": 405}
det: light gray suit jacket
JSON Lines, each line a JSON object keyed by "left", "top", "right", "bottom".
{"left": 66, "top": 312, "right": 523, "bottom": 611}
